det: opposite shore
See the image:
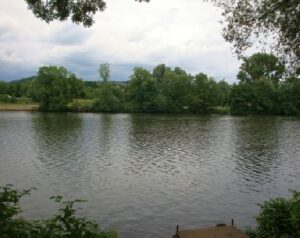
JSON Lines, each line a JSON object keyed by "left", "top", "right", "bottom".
{"left": 0, "top": 102, "right": 231, "bottom": 114}
{"left": 0, "top": 103, "right": 38, "bottom": 111}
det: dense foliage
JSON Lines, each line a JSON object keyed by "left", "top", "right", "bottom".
{"left": 0, "top": 53, "right": 299, "bottom": 114}
{"left": 230, "top": 53, "right": 300, "bottom": 115}
{"left": 246, "top": 191, "right": 300, "bottom": 238}
{"left": 92, "top": 82, "right": 124, "bottom": 112}
{"left": 0, "top": 184, "right": 117, "bottom": 238}
{"left": 25, "top": 0, "right": 149, "bottom": 27}
{"left": 31, "top": 66, "right": 84, "bottom": 111}
{"left": 2, "top": 184, "right": 299, "bottom": 237}
{"left": 237, "top": 53, "right": 285, "bottom": 85}
{"left": 125, "top": 66, "right": 228, "bottom": 113}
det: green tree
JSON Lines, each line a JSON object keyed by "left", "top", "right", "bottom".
{"left": 0, "top": 81, "right": 8, "bottom": 94}
{"left": 174, "top": 66, "right": 187, "bottom": 76}
{"left": 7, "top": 82, "right": 22, "bottom": 97}
{"left": 25, "top": 0, "right": 149, "bottom": 27}
{"left": 216, "top": 0, "right": 300, "bottom": 72}
{"left": 0, "top": 81, "right": 16, "bottom": 103}
{"left": 278, "top": 77, "right": 300, "bottom": 115}
{"left": 32, "top": 66, "right": 84, "bottom": 111}
{"left": 158, "top": 68, "right": 192, "bottom": 113}
{"left": 230, "top": 82, "right": 254, "bottom": 114}
{"left": 4, "top": 76, "right": 36, "bottom": 98}
{"left": 230, "top": 53, "right": 289, "bottom": 115}
{"left": 237, "top": 53, "right": 285, "bottom": 84}
{"left": 217, "top": 80, "right": 231, "bottom": 106}
{"left": 92, "top": 83, "right": 123, "bottom": 112}
{"left": 127, "top": 67, "right": 159, "bottom": 112}
{"left": 255, "top": 191, "right": 300, "bottom": 238}
{"left": 99, "top": 63, "right": 110, "bottom": 83}
{"left": 82, "top": 81, "right": 100, "bottom": 99}
{"left": 230, "top": 78, "right": 277, "bottom": 114}
{"left": 152, "top": 64, "right": 168, "bottom": 81}
{"left": 189, "top": 73, "right": 216, "bottom": 113}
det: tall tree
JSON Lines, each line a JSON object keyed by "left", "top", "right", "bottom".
{"left": 32, "top": 66, "right": 83, "bottom": 111}
{"left": 190, "top": 73, "right": 217, "bottom": 113}
{"left": 237, "top": 53, "right": 285, "bottom": 84}
{"left": 98, "top": 63, "right": 110, "bottom": 83}
{"left": 159, "top": 68, "right": 192, "bottom": 112}
{"left": 127, "top": 67, "right": 158, "bottom": 112}
{"left": 152, "top": 64, "right": 167, "bottom": 81}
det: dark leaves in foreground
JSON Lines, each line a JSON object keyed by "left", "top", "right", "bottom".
{"left": 0, "top": 185, "right": 117, "bottom": 238}
{"left": 24, "top": 0, "right": 149, "bottom": 27}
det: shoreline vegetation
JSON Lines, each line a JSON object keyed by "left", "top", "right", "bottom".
{"left": 0, "top": 185, "right": 117, "bottom": 238}
{"left": 0, "top": 103, "right": 38, "bottom": 111}
{"left": 0, "top": 53, "right": 299, "bottom": 115}
{"left": 0, "top": 100, "right": 231, "bottom": 114}
{"left": 1, "top": 185, "right": 299, "bottom": 238}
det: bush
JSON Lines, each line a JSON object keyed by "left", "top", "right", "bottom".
{"left": 68, "top": 99, "right": 93, "bottom": 112}
{"left": 15, "top": 98, "right": 33, "bottom": 104}
{"left": 0, "top": 94, "right": 17, "bottom": 103}
{"left": 244, "top": 227, "right": 258, "bottom": 238}
{"left": 249, "top": 191, "right": 300, "bottom": 238}
{"left": 0, "top": 185, "right": 117, "bottom": 238}
{"left": 31, "top": 66, "right": 84, "bottom": 112}
{"left": 91, "top": 83, "right": 123, "bottom": 112}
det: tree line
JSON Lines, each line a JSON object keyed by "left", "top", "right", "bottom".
{"left": 0, "top": 53, "right": 299, "bottom": 115}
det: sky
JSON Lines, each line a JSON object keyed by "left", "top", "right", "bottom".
{"left": 0, "top": 0, "right": 241, "bottom": 82}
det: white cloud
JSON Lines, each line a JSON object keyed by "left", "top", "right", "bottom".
{"left": 0, "top": 0, "right": 240, "bottom": 82}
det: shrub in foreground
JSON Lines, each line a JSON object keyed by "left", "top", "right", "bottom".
{"left": 0, "top": 185, "right": 117, "bottom": 238}
{"left": 247, "top": 191, "right": 300, "bottom": 238}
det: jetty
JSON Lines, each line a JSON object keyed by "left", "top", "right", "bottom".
{"left": 173, "top": 221, "right": 248, "bottom": 238}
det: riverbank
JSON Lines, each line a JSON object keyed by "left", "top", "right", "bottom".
{"left": 0, "top": 103, "right": 38, "bottom": 111}
{"left": 0, "top": 99, "right": 92, "bottom": 112}
{"left": 0, "top": 101, "right": 231, "bottom": 114}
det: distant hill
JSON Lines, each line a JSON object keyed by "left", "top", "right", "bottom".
{"left": 8, "top": 76, "right": 36, "bottom": 84}
{"left": 7, "top": 77, "right": 128, "bottom": 86}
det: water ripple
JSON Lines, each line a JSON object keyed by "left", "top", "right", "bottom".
{"left": 0, "top": 113, "right": 299, "bottom": 238}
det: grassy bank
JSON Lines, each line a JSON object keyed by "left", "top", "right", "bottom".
{"left": 0, "top": 99, "right": 94, "bottom": 112}
{"left": 0, "top": 100, "right": 232, "bottom": 114}
{"left": 0, "top": 98, "right": 93, "bottom": 112}
{"left": 0, "top": 97, "right": 39, "bottom": 111}
{"left": 0, "top": 103, "right": 38, "bottom": 111}
{"left": 211, "top": 106, "right": 231, "bottom": 114}
{"left": 68, "top": 99, "right": 93, "bottom": 112}
{"left": 1, "top": 97, "right": 232, "bottom": 114}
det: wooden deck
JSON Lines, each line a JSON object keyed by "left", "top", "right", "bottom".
{"left": 174, "top": 225, "right": 248, "bottom": 238}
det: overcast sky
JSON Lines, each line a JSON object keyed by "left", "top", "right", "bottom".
{"left": 0, "top": 0, "right": 241, "bottom": 82}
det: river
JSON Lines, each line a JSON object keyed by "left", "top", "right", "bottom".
{"left": 0, "top": 112, "right": 299, "bottom": 237}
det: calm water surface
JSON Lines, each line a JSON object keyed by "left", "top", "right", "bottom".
{"left": 0, "top": 112, "right": 299, "bottom": 237}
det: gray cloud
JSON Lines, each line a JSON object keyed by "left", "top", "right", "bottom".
{"left": 0, "top": 26, "right": 12, "bottom": 42}
{"left": 48, "top": 25, "right": 90, "bottom": 46}
{"left": 0, "top": 0, "right": 241, "bottom": 82}
{"left": 0, "top": 58, "right": 36, "bottom": 81}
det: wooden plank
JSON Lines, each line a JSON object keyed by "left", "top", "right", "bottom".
{"left": 176, "top": 225, "right": 248, "bottom": 238}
